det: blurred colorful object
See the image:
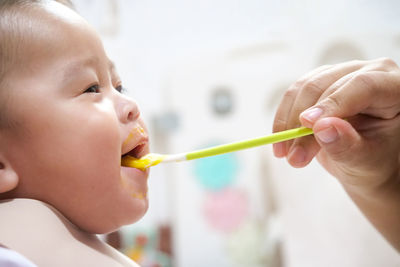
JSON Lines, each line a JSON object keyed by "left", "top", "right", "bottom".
{"left": 226, "top": 221, "right": 268, "bottom": 265}
{"left": 125, "top": 234, "right": 148, "bottom": 262}
{"left": 226, "top": 218, "right": 283, "bottom": 267}
{"left": 121, "top": 226, "right": 173, "bottom": 267}
{"left": 210, "top": 87, "right": 234, "bottom": 116}
{"left": 202, "top": 188, "right": 249, "bottom": 232}
{"left": 193, "top": 145, "right": 238, "bottom": 190}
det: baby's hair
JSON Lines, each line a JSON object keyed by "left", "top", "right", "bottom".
{"left": 0, "top": 0, "right": 74, "bottom": 129}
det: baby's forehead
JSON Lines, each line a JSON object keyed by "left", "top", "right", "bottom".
{"left": 2, "top": 3, "right": 86, "bottom": 51}
{"left": 1, "top": 1, "right": 112, "bottom": 84}
{"left": 4, "top": 1, "right": 81, "bottom": 25}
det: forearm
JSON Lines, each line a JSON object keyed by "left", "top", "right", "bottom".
{"left": 342, "top": 175, "right": 400, "bottom": 252}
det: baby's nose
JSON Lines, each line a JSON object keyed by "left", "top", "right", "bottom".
{"left": 119, "top": 97, "right": 140, "bottom": 123}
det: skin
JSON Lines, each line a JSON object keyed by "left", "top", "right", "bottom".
{"left": 0, "top": 2, "right": 150, "bottom": 234}
{"left": 272, "top": 58, "right": 400, "bottom": 251}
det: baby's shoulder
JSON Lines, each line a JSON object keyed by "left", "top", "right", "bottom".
{"left": 0, "top": 199, "right": 139, "bottom": 267}
{"left": 0, "top": 198, "right": 73, "bottom": 236}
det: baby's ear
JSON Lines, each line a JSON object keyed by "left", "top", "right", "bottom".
{"left": 0, "top": 155, "right": 18, "bottom": 193}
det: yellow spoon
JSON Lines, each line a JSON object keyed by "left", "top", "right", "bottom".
{"left": 121, "top": 126, "right": 313, "bottom": 170}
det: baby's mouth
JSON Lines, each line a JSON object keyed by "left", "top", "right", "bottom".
{"left": 120, "top": 142, "right": 150, "bottom": 197}
{"left": 121, "top": 142, "right": 148, "bottom": 162}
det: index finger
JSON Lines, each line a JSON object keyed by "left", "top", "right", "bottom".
{"left": 300, "top": 70, "right": 400, "bottom": 126}
{"left": 272, "top": 64, "right": 332, "bottom": 157}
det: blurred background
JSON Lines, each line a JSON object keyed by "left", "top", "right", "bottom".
{"left": 73, "top": 0, "right": 400, "bottom": 266}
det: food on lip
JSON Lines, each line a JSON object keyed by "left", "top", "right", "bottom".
{"left": 121, "top": 125, "right": 149, "bottom": 161}
{"left": 121, "top": 154, "right": 165, "bottom": 170}
{"left": 122, "top": 132, "right": 135, "bottom": 147}
{"left": 123, "top": 126, "right": 146, "bottom": 147}
{"left": 136, "top": 127, "right": 145, "bottom": 134}
{"left": 132, "top": 192, "right": 146, "bottom": 199}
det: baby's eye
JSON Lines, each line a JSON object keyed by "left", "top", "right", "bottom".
{"left": 115, "top": 85, "right": 127, "bottom": 94}
{"left": 84, "top": 84, "right": 100, "bottom": 93}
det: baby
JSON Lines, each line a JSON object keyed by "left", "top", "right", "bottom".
{"left": 0, "top": 0, "right": 149, "bottom": 266}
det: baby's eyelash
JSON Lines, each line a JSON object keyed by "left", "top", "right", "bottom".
{"left": 84, "top": 84, "right": 100, "bottom": 93}
{"left": 116, "top": 85, "right": 127, "bottom": 94}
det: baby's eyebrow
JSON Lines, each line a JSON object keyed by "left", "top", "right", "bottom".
{"left": 61, "top": 56, "right": 100, "bottom": 83}
{"left": 61, "top": 57, "right": 116, "bottom": 84}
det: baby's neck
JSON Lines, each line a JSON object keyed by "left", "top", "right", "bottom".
{"left": 0, "top": 198, "right": 138, "bottom": 267}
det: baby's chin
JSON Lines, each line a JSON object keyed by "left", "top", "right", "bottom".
{"left": 75, "top": 198, "right": 149, "bottom": 234}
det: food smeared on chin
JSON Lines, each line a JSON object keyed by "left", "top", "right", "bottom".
{"left": 123, "top": 127, "right": 146, "bottom": 146}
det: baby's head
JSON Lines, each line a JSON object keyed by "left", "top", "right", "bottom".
{"left": 0, "top": 0, "right": 150, "bottom": 233}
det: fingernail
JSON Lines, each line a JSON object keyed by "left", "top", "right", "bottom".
{"left": 288, "top": 146, "right": 306, "bottom": 165}
{"left": 273, "top": 143, "right": 286, "bottom": 158}
{"left": 315, "top": 127, "right": 338, "bottom": 143}
{"left": 301, "top": 108, "right": 323, "bottom": 124}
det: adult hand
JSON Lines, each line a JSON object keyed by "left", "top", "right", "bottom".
{"left": 272, "top": 57, "right": 400, "bottom": 251}
{"left": 273, "top": 57, "right": 400, "bottom": 189}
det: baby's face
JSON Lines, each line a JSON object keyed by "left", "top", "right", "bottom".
{"left": 1, "top": 2, "right": 150, "bottom": 233}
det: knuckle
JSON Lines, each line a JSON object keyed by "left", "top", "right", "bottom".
{"left": 289, "top": 79, "right": 306, "bottom": 91}
{"left": 371, "top": 57, "right": 399, "bottom": 71}
{"left": 379, "top": 57, "right": 398, "bottom": 68}
{"left": 323, "top": 95, "right": 341, "bottom": 112}
{"left": 302, "top": 79, "right": 324, "bottom": 95}
{"left": 294, "top": 135, "right": 318, "bottom": 150}
{"left": 327, "top": 139, "right": 359, "bottom": 162}
{"left": 282, "top": 87, "right": 297, "bottom": 100}
{"left": 352, "top": 72, "right": 376, "bottom": 91}
{"left": 379, "top": 110, "right": 397, "bottom": 119}
{"left": 273, "top": 117, "right": 287, "bottom": 130}
{"left": 328, "top": 146, "right": 351, "bottom": 161}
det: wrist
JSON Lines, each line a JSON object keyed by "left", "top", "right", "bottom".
{"left": 340, "top": 172, "right": 400, "bottom": 252}
{"left": 341, "top": 172, "right": 400, "bottom": 202}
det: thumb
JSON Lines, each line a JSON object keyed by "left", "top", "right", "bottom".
{"left": 313, "top": 117, "right": 364, "bottom": 163}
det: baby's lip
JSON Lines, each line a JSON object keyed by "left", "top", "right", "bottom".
{"left": 121, "top": 138, "right": 149, "bottom": 159}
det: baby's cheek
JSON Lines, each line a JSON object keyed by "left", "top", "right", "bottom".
{"left": 79, "top": 112, "right": 120, "bottom": 152}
